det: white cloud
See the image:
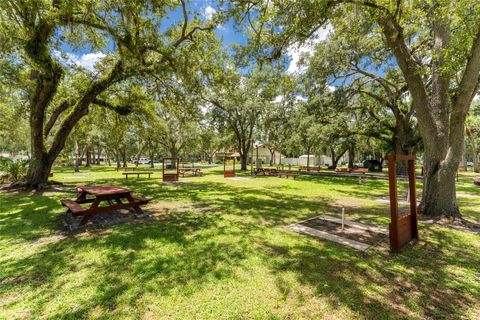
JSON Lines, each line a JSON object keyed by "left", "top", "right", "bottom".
{"left": 204, "top": 5, "right": 216, "bottom": 20}
{"left": 78, "top": 52, "right": 106, "bottom": 71}
{"left": 286, "top": 24, "right": 333, "bottom": 74}
{"left": 53, "top": 50, "right": 106, "bottom": 71}
{"left": 326, "top": 85, "right": 336, "bottom": 92}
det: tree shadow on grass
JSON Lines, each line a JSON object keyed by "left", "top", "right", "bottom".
{"left": 2, "top": 209, "right": 258, "bottom": 318}
{"left": 257, "top": 223, "right": 480, "bottom": 319}
{"left": 1, "top": 177, "right": 479, "bottom": 319}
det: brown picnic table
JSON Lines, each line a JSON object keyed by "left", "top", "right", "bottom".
{"left": 255, "top": 167, "right": 278, "bottom": 176}
{"left": 61, "top": 185, "right": 149, "bottom": 225}
{"left": 335, "top": 167, "right": 369, "bottom": 173}
{"left": 299, "top": 165, "right": 321, "bottom": 172}
{"left": 278, "top": 173, "right": 300, "bottom": 180}
{"left": 122, "top": 171, "right": 153, "bottom": 179}
{"left": 179, "top": 167, "right": 203, "bottom": 177}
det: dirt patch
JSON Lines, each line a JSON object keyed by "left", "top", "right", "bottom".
{"left": 299, "top": 218, "right": 387, "bottom": 246}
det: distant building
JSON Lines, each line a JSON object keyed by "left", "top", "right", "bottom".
{"left": 282, "top": 154, "right": 348, "bottom": 167}
{"left": 252, "top": 145, "right": 284, "bottom": 165}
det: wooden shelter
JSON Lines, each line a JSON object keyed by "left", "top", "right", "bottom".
{"left": 163, "top": 157, "right": 179, "bottom": 182}
{"left": 387, "top": 154, "right": 419, "bottom": 252}
{"left": 224, "top": 156, "right": 236, "bottom": 178}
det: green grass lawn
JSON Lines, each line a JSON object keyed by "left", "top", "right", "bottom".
{"left": 1, "top": 165, "right": 479, "bottom": 319}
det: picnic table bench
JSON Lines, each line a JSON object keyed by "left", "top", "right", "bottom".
{"left": 61, "top": 185, "right": 149, "bottom": 225}
{"left": 299, "top": 165, "right": 321, "bottom": 172}
{"left": 116, "top": 166, "right": 137, "bottom": 171}
{"left": 179, "top": 167, "right": 203, "bottom": 177}
{"left": 335, "top": 167, "right": 369, "bottom": 173}
{"left": 351, "top": 168, "right": 369, "bottom": 173}
{"left": 122, "top": 171, "right": 153, "bottom": 179}
{"left": 255, "top": 168, "right": 278, "bottom": 176}
{"left": 278, "top": 173, "right": 300, "bottom": 180}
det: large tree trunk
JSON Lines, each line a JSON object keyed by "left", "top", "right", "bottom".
{"left": 419, "top": 146, "right": 460, "bottom": 217}
{"left": 96, "top": 145, "right": 101, "bottom": 165}
{"left": 149, "top": 148, "right": 155, "bottom": 168}
{"left": 91, "top": 147, "right": 96, "bottom": 166}
{"left": 85, "top": 148, "right": 91, "bottom": 167}
{"left": 115, "top": 151, "right": 121, "bottom": 169}
{"left": 269, "top": 148, "right": 275, "bottom": 166}
{"left": 27, "top": 156, "right": 54, "bottom": 188}
{"left": 240, "top": 153, "right": 248, "bottom": 171}
{"left": 329, "top": 148, "right": 336, "bottom": 169}
{"left": 378, "top": 17, "right": 480, "bottom": 218}
{"left": 348, "top": 146, "right": 355, "bottom": 168}
{"left": 122, "top": 148, "right": 127, "bottom": 168}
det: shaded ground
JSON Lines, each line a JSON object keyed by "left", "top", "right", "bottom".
{"left": 300, "top": 218, "right": 387, "bottom": 246}
{"left": 0, "top": 165, "right": 479, "bottom": 319}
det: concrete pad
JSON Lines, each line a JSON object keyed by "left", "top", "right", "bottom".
{"left": 289, "top": 214, "right": 388, "bottom": 251}
{"left": 290, "top": 224, "right": 371, "bottom": 251}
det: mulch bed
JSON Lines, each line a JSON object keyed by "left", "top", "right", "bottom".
{"left": 299, "top": 218, "right": 387, "bottom": 246}
{"left": 64, "top": 208, "right": 152, "bottom": 232}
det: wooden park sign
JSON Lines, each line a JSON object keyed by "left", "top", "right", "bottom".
{"left": 224, "top": 156, "right": 236, "bottom": 178}
{"left": 163, "top": 157, "right": 179, "bottom": 182}
{"left": 387, "top": 154, "right": 419, "bottom": 252}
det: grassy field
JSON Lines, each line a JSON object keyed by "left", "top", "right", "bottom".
{"left": 1, "top": 165, "right": 479, "bottom": 319}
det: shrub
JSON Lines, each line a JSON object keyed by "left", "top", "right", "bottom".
{"left": 0, "top": 158, "right": 29, "bottom": 182}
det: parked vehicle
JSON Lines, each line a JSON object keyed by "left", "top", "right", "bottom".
{"left": 133, "top": 158, "right": 150, "bottom": 165}
{"left": 467, "top": 161, "right": 474, "bottom": 167}
{"left": 363, "top": 159, "right": 383, "bottom": 172}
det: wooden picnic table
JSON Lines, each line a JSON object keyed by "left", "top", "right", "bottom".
{"left": 474, "top": 177, "right": 480, "bottom": 186}
{"left": 116, "top": 166, "right": 137, "bottom": 171}
{"left": 299, "top": 165, "right": 321, "bottom": 172}
{"left": 61, "top": 185, "right": 149, "bottom": 225}
{"left": 179, "top": 167, "right": 203, "bottom": 177}
{"left": 278, "top": 173, "right": 299, "bottom": 180}
{"left": 335, "top": 167, "right": 369, "bottom": 173}
{"left": 255, "top": 167, "right": 278, "bottom": 176}
{"left": 122, "top": 171, "right": 153, "bottom": 179}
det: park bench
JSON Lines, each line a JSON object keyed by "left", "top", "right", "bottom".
{"left": 61, "top": 185, "right": 149, "bottom": 225}
{"left": 122, "top": 171, "right": 153, "bottom": 179}
{"left": 278, "top": 173, "right": 299, "bottom": 180}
